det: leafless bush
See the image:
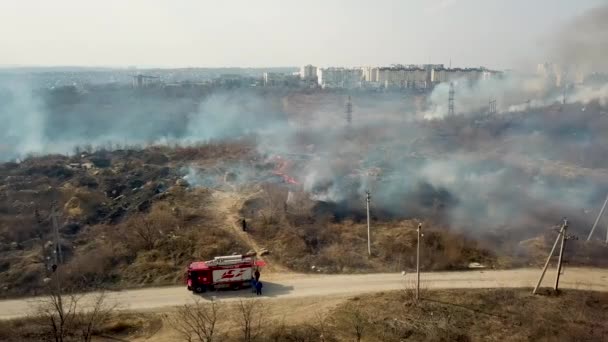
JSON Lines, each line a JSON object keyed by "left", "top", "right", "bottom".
{"left": 400, "top": 277, "right": 427, "bottom": 303}
{"left": 34, "top": 282, "right": 114, "bottom": 342}
{"left": 286, "top": 191, "right": 315, "bottom": 223}
{"left": 318, "top": 243, "right": 369, "bottom": 272}
{"left": 331, "top": 299, "right": 370, "bottom": 342}
{"left": 123, "top": 214, "right": 162, "bottom": 251}
{"left": 169, "top": 298, "right": 222, "bottom": 342}
{"left": 63, "top": 243, "right": 117, "bottom": 288}
{"left": 235, "top": 299, "right": 264, "bottom": 342}
{"left": 123, "top": 203, "right": 179, "bottom": 251}
{"left": 74, "top": 292, "right": 115, "bottom": 342}
{"left": 341, "top": 303, "right": 368, "bottom": 342}
{"left": 260, "top": 184, "right": 286, "bottom": 225}
{"left": 35, "top": 288, "right": 80, "bottom": 341}
{"left": 312, "top": 311, "right": 333, "bottom": 342}
{"left": 265, "top": 312, "right": 336, "bottom": 342}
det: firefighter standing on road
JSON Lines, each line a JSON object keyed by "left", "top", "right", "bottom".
{"left": 254, "top": 268, "right": 260, "bottom": 282}
{"left": 250, "top": 277, "right": 257, "bottom": 293}
{"left": 255, "top": 280, "right": 263, "bottom": 295}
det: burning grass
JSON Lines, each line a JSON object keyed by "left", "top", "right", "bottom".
{"left": 242, "top": 185, "right": 496, "bottom": 273}
{"left": 1, "top": 120, "right": 608, "bottom": 298}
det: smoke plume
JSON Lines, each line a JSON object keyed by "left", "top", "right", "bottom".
{"left": 549, "top": 4, "right": 608, "bottom": 74}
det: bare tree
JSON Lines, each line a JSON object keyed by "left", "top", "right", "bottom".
{"left": 125, "top": 204, "right": 179, "bottom": 251}
{"left": 35, "top": 286, "right": 114, "bottom": 342}
{"left": 267, "top": 317, "right": 287, "bottom": 342}
{"left": 128, "top": 214, "right": 162, "bottom": 251}
{"left": 313, "top": 311, "right": 330, "bottom": 342}
{"left": 75, "top": 292, "right": 115, "bottom": 342}
{"left": 170, "top": 298, "right": 222, "bottom": 342}
{"left": 36, "top": 289, "right": 80, "bottom": 342}
{"left": 342, "top": 304, "right": 367, "bottom": 342}
{"left": 235, "top": 299, "right": 264, "bottom": 342}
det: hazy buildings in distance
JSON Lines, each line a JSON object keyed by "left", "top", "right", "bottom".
{"left": 312, "top": 64, "right": 502, "bottom": 89}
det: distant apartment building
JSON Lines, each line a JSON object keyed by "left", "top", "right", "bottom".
{"left": 362, "top": 66, "right": 430, "bottom": 89}
{"left": 361, "top": 64, "right": 446, "bottom": 89}
{"left": 430, "top": 67, "right": 498, "bottom": 84}
{"left": 263, "top": 72, "right": 299, "bottom": 87}
{"left": 300, "top": 65, "right": 318, "bottom": 81}
{"left": 537, "top": 62, "right": 584, "bottom": 87}
{"left": 537, "top": 62, "right": 562, "bottom": 87}
{"left": 309, "top": 64, "right": 500, "bottom": 89}
{"left": 316, "top": 67, "right": 363, "bottom": 89}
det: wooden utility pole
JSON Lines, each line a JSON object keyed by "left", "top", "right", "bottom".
{"left": 51, "top": 203, "right": 63, "bottom": 264}
{"left": 587, "top": 193, "right": 608, "bottom": 241}
{"left": 533, "top": 219, "right": 567, "bottom": 295}
{"left": 51, "top": 202, "right": 64, "bottom": 314}
{"left": 366, "top": 191, "right": 371, "bottom": 256}
{"left": 554, "top": 224, "right": 567, "bottom": 292}
{"left": 416, "top": 223, "right": 422, "bottom": 300}
{"left": 556, "top": 228, "right": 579, "bottom": 291}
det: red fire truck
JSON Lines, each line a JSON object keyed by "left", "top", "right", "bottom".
{"left": 186, "top": 254, "right": 265, "bottom": 293}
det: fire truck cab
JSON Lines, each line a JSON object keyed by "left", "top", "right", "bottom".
{"left": 186, "top": 254, "right": 265, "bottom": 293}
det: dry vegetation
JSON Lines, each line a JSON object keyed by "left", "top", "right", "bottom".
{"left": 242, "top": 183, "right": 495, "bottom": 273}
{"left": 325, "top": 288, "right": 608, "bottom": 341}
{"left": 0, "top": 311, "right": 162, "bottom": 342}
{"left": 0, "top": 143, "right": 254, "bottom": 297}
{"left": 2, "top": 289, "right": 606, "bottom": 341}
{"left": 1, "top": 124, "right": 607, "bottom": 297}
{"left": 0, "top": 139, "right": 502, "bottom": 297}
{"left": 0, "top": 281, "right": 162, "bottom": 342}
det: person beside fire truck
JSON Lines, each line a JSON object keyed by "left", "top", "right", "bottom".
{"left": 255, "top": 280, "right": 263, "bottom": 295}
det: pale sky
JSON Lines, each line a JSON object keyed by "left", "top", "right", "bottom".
{"left": 0, "top": 0, "right": 604, "bottom": 69}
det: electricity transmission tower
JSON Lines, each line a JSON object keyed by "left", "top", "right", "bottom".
{"left": 489, "top": 98, "right": 497, "bottom": 114}
{"left": 345, "top": 95, "right": 353, "bottom": 125}
{"left": 448, "top": 82, "right": 455, "bottom": 116}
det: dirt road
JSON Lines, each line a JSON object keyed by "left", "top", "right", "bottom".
{"left": 1, "top": 267, "right": 607, "bottom": 320}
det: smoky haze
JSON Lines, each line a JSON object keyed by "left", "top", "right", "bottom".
{"left": 1, "top": 4, "right": 608, "bottom": 240}
{"left": 549, "top": 4, "right": 608, "bottom": 73}
{"left": 1, "top": 75, "right": 608, "bottom": 239}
